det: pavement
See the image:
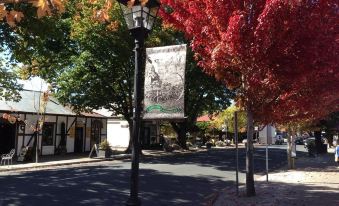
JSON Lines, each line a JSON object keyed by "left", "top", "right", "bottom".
{"left": 0, "top": 145, "right": 299, "bottom": 206}
{"left": 0, "top": 153, "right": 105, "bottom": 173}
{"left": 212, "top": 147, "right": 339, "bottom": 206}
{"left": 4, "top": 144, "right": 334, "bottom": 206}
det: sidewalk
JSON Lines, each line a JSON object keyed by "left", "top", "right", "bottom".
{"left": 0, "top": 153, "right": 107, "bottom": 173}
{"left": 212, "top": 148, "right": 339, "bottom": 206}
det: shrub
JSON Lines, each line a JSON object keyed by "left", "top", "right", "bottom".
{"left": 170, "top": 144, "right": 181, "bottom": 150}
{"left": 99, "top": 140, "right": 111, "bottom": 151}
{"left": 215, "top": 141, "right": 226, "bottom": 147}
{"left": 206, "top": 142, "right": 213, "bottom": 149}
{"left": 186, "top": 142, "right": 194, "bottom": 148}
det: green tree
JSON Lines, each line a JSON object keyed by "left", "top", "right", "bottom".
{"left": 2, "top": 1, "right": 234, "bottom": 151}
{"left": 1, "top": 1, "right": 136, "bottom": 148}
{"left": 212, "top": 106, "right": 246, "bottom": 134}
{"left": 317, "top": 112, "right": 339, "bottom": 147}
{"left": 0, "top": 55, "right": 22, "bottom": 101}
{"left": 170, "top": 48, "right": 234, "bottom": 149}
{"left": 9, "top": 1, "right": 137, "bottom": 150}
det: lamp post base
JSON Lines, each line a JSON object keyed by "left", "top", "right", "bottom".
{"left": 126, "top": 198, "right": 141, "bottom": 206}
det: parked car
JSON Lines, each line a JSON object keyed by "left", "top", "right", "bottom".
{"left": 303, "top": 137, "right": 326, "bottom": 146}
{"left": 304, "top": 137, "right": 315, "bottom": 147}
{"left": 275, "top": 135, "right": 284, "bottom": 145}
{"left": 303, "top": 137, "right": 326, "bottom": 148}
{"left": 294, "top": 137, "right": 304, "bottom": 145}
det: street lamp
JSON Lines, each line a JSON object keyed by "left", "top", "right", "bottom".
{"left": 116, "top": 0, "right": 160, "bottom": 206}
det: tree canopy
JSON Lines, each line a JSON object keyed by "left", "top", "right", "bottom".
{"left": 0, "top": 44, "right": 22, "bottom": 100}
{"left": 211, "top": 105, "right": 246, "bottom": 134}
{"left": 1, "top": 0, "right": 234, "bottom": 146}
{"left": 160, "top": 0, "right": 338, "bottom": 197}
{"left": 160, "top": 0, "right": 339, "bottom": 125}
{"left": 0, "top": 59, "right": 22, "bottom": 101}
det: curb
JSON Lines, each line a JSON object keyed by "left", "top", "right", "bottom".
{"left": 141, "top": 149, "right": 206, "bottom": 158}
{"left": 0, "top": 158, "right": 106, "bottom": 173}
{"left": 0, "top": 149, "right": 206, "bottom": 173}
{"left": 0, "top": 154, "right": 134, "bottom": 173}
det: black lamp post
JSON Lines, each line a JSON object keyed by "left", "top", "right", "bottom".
{"left": 116, "top": 1, "right": 160, "bottom": 205}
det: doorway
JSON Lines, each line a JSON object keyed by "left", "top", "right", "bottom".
{"left": 0, "top": 122, "right": 16, "bottom": 154}
{"left": 74, "top": 127, "right": 84, "bottom": 153}
{"left": 141, "top": 127, "right": 151, "bottom": 148}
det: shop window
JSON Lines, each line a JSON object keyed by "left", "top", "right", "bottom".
{"left": 42, "top": 123, "right": 54, "bottom": 146}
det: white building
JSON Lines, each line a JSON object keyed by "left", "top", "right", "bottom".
{"left": 258, "top": 125, "right": 276, "bottom": 144}
{"left": 106, "top": 117, "right": 130, "bottom": 150}
{"left": 95, "top": 109, "right": 161, "bottom": 150}
{"left": 0, "top": 90, "right": 107, "bottom": 156}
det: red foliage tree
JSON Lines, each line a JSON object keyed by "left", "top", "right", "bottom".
{"left": 160, "top": 0, "right": 338, "bottom": 196}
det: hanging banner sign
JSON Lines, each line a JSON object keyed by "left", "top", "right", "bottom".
{"left": 143, "top": 44, "right": 186, "bottom": 120}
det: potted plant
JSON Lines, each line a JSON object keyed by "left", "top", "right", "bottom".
{"left": 163, "top": 142, "right": 174, "bottom": 152}
{"left": 206, "top": 142, "right": 213, "bottom": 149}
{"left": 98, "top": 140, "right": 111, "bottom": 158}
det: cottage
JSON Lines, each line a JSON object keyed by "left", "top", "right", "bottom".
{"left": 0, "top": 90, "right": 107, "bottom": 157}
{"left": 103, "top": 116, "right": 160, "bottom": 149}
{"left": 95, "top": 109, "right": 161, "bottom": 150}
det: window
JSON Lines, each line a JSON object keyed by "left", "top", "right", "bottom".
{"left": 91, "top": 120, "right": 102, "bottom": 145}
{"left": 42, "top": 123, "right": 54, "bottom": 146}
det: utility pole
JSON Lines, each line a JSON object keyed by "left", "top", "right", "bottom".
{"left": 266, "top": 125, "right": 269, "bottom": 182}
{"left": 234, "top": 111, "right": 239, "bottom": 196}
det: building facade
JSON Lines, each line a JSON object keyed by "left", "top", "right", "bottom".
{"left": 0, "top": 90, "right": 107, "bottom": 156}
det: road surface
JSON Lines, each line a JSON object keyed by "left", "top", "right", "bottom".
{"left": 0, "top": 145, "right": 300, "bottom": 206}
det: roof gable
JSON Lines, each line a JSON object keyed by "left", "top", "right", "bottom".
{"left": 0, "top": 90, "right": 75, "bottom": 116}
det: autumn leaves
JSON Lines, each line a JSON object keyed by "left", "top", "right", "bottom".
{"left": 0, "top": 0, "right": 153, "bottom": 27}
{"left": 0, "top": 0, "right": 65, "bottom": 26}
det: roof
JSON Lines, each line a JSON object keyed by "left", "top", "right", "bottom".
{"left": 0, "top": 90, "right": 76, "bottom": 116}
{"left": 197, "top": 114, "right": 215, "bottom": 122}
{"left": 80, "top": 111, "right": 106, "bottom": 118}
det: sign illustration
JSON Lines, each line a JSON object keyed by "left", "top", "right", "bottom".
{"left": 143, "top": 44, "right": 186, "bottom": 120}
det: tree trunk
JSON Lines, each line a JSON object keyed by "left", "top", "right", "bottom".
{"left": 287, "top": 131, "right": 295, "bottom": 169}
{"left": 246, "top": 109, "right": 256, "bottom": 197}
{"left": 326, "top": 132, "right": 333, "bottom": 147}
{"left": 178, "top": 123, "right": 188, "bottom": 150}
{"left": 314, "top": 131, "right": 322, "bottom": 154}
{"left": 170, "top": 122, "right": 188, "bottom": 150}
{"left": 125, "top": 120, "right": 133, "bottom": 154}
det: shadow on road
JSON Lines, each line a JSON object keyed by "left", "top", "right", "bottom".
{"left": 0, "top": 148, "right": 318, "bottom": 206}
{"left": 140, "top": 148, "right": 294, "bottom": 175}
{"left": 0, "top": 163, "right": 231, "bottom": 206}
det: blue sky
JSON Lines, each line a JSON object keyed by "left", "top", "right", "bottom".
{"left": 1, "top": 50, "right": 48, "bottom": 91}
{"left": 19, "top": 76, "right": 49, "bottom": 91}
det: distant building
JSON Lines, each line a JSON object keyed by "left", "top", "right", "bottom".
{"left": 196, "top": 114, "right": 215, "bottom": 122}
{"left": 0, "top": 90, "right": 107, "bottom": 156}
{"left": 106, "top": 117, "right": 130, "bottom": 150}
{"left": 258, "top": 125, "right": 276, "bottom": 144}
{"left": 95, "top": 109, "right": 160, "bottom": 150}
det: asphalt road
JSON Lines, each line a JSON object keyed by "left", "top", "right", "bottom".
{"left": 0, "top": 146, "right": 304, "bottom": 206}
